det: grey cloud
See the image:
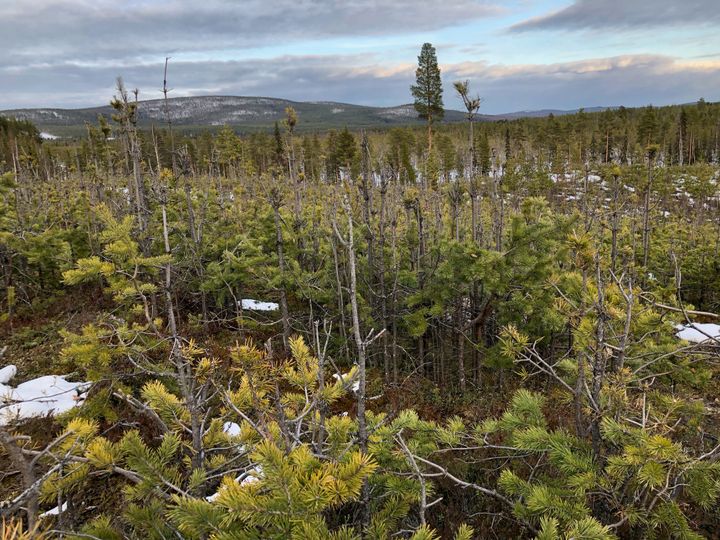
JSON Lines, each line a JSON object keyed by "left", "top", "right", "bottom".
{"left": 445, "top": 55, "right": 720, "bottom": 111}
{"left": 2, "top": 53, "right": 718, "bottom": 113}
{"left": 0, "top": 0, "right": 500, "bottom": 67}
{"left": 510, "top": 0, "right": 720, "bottom": 32}
{"left": 0, "top": 55, "right": 414, "bottom": 109}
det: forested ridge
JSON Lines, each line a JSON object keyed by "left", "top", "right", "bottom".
{"left": 1, "top": 73, "right": 720, "bottom": 539}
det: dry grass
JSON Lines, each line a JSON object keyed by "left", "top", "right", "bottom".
{"left": 0, "top": 519, "right": 45, "bottom": 540}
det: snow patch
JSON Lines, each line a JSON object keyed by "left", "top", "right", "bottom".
{"left": 240, "top": 465, "right": 263, "bottom": 486}
{"left": 0, "top": 367, "right": 90, "bottom": 426}
{"left": 223, "top": 421, "right": 241, "bottom": 437}
{"left": 333, "top": 372, "right": 360, "bottom": 393}
{"left": 40, "top": 502, "right": 67, "bottom": 518}
{"left": 40, "top": 132, "right": 59, "bottom": 140}
{"left": 675, "top": 323, "right": 720, "bottom": 343}
{"left": 241, "top": 299, "right": 279, "bottom": 311}
{"left": 206, "top": 465, "right": 264, "bottom": 501}
{"left": 0, "top": 365, "right": 16, "bottom": 384}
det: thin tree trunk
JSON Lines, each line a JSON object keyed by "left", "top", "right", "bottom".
{"left": 334, "top": 193, "right": 370, "bottom": 529}
{"left": 590, "top": 259, "right": 607, "bottom": 461}
{"left": 379, "top": 176, "right": 390, "bottom": 382}
{"left": 272, "top": 201, "right": 292, "bottom": 352}
{"left": 642, "top": 158, "right": 654, "bottom": 269}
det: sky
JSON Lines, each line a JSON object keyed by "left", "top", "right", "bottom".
{"left": 1, "top": 0, "right": 719, "bottom": 113}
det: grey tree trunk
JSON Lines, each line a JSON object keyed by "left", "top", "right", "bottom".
{"left": 272, "top": 200, "right": 292, "bottom": 352}
{"left": 334, "top": 192, "right": 370, "bottom": 529}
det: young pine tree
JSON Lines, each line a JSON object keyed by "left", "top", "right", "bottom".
{"left": 453, "top": 80, "right": 481, "bottom": 177}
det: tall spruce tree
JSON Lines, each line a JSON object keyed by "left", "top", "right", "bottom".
{"left": 411, "top": 43, "right": 444, "bottom": 152}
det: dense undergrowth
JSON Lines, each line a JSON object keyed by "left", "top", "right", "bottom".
{"left": 1, "top": 96, "right": 720, "bottom": 539}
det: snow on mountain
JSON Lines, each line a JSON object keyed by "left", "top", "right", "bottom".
{"left": 1, "top": 95, "right": 613, "bottom": 134}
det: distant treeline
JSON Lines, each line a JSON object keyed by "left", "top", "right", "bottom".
{"left": 0, "top": 116, "right": 40, "bottom": 173}
{"left": 2, "top": 100, "right": 719, "bottom": 182}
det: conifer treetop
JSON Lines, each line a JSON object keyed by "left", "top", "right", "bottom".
{"left": 411, "top": 42, "right": 444, "bottom": 124}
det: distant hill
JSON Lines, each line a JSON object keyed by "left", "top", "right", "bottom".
{"left": 0, "top": 95, "right": 612, "bottom": 137}
{"left": 497, "top": 106, "right": 614, "bottom": 119}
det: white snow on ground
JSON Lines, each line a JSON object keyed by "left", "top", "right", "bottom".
{"left": 40, "top": 502, "right": 67, "bottom": 518}
{"left": 0, "top": 366, "right": 90, "bottom": 426}
{"left": 39, "top": 132, "right": 59, "bottom": 140}
{"left": 0, "top": 364, "right": 16, "bottom": 384}
{"left": 675, "top": 323, "right": 720, "bottom": 343}
{"left": 241, "top": 299, "right": 279, "bottom": 311}
{"left": 240, "top": 465, "right": 263, "bottom": 486}
{"left": 206, "top": 465, "right": 264, "bottom": 501}
{"left": 332, "top": 372, "right": 360, "bottom": 393}
{"left": 223, "top": 421, "right": 241, "bottom": 436}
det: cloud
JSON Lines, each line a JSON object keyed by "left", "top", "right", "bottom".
{"left": 0, "top": 0, "right": 501, "bottom": 68}
{"left": 4, "top": 0, "right": 716, "bottom": 112}
{"left": 443, "top": 54, "right": 720, "bottom": 111}
{"left": 0, "top": 54, "right": 415, "bottom": 109}
{"left": 510, "top": 0, "right": 720, "bottom": 32}
{"left": 2, "top": 53, "right": 717, "bottom": 113}
{"left": 450, "top": 54, "right": 720, "bottom": 79}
